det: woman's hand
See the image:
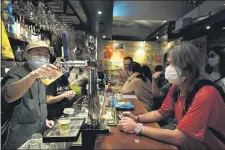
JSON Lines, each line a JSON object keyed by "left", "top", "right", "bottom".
{"left": 152, "top": 71, "right": 163, "bottom": 80}
{"left": 46, "top": 119, "right": 54, "bottom": 128}
{"left": 118, "top": 117, "right": 138, "bottom": 134}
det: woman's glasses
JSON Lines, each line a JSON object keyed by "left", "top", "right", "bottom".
{"left": 208, "top": 54, "right": 216, "bottom": 58}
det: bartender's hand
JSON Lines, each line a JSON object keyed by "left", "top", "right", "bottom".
{"left": 62, "top": 90, "right": 76, "bottom": 99}
{"left": 30, "top": 64, "right": 58, "bottom": 79}
{"left": 122, "top": 111, "right": 137, "bottom": 121}
{"left": 118, "top": 117, "right": 138, "bottom": 134}
{"left": 46, "top": 119, "right": 54, "bottom": 128}
{"left": 152, "top": 71, "right": 163, "bottom": 80}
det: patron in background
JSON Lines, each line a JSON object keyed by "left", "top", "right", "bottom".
{"left": 206, "top": 45, "right": 225, "bottom": 92}
{"left": 121, "top": 62, "right": 153, "bottom": 111}
{"left": 152, "top": 53, "right": 170, "bottom": 97}
{"left": 118, "top": 42, "right": 225, "bottom": 149}
{"left": 142, "top": 65, "right": 152, "bottom": 82}
{"left": 1, "top": 41, "right": 58, "bottom": 149}
{"left": 118, "top": 57, "right": 133, "bottom": 83}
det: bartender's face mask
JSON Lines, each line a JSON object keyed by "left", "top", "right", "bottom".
{"left": 26, "top": 48, "right": 50, "bottom": 69}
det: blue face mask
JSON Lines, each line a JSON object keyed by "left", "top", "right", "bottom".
{"left": 26, "top": 54, "right": 49, "bottom": 69}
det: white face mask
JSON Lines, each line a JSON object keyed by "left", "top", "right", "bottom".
{"left": 165, "top": 65, "right": 186, "bottom": 85}
{"left": 26, "top": 54, "right": 49, "bottom": 69}
{"left": 208, "top": 57, "right": 219, "bottom": 67}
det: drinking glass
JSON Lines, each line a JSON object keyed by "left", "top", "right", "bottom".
{"left": 58, "top": 117, "right": 71, "bottom": 135}
{"left": 41, "top": 58, "right": 69, "bottom": 85}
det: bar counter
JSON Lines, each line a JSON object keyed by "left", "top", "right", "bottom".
{"left": 94, "top": 99, "right": 178, "bottom": 150}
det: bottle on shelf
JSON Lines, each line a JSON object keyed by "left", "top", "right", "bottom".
{"left": 28, "top": 25, "right": 32, "bottom": 40}
{"left": 15, "top": 15, "right": 21, "bottom": 35}
{"left": 15, "top": 46, "right": 23, "bottom": 61}
{"left": 24, "top": 24, "right": 29, "bottom": 39}
{"left": 20, "top": 16, "right": 25, "bottom": 37}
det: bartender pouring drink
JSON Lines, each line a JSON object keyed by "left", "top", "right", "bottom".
{"left": 1, "top": 41, "right": 58, "bottom": 149}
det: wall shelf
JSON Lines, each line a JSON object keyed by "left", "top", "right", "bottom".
{"left": 7, "top": 32, "right": 29, "bottom": 43}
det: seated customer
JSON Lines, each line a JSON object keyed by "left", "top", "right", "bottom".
{"left": 206, "top": 45, "right": 225, "bottom": 93}
{"left": 121, "top": 62, "right": 153, "bottom": 111}
{"left": 142, "top": 65, "right": 152, "bottom": 82}
{"left": 118, "top": 42, "right": 225, "bottom": 149}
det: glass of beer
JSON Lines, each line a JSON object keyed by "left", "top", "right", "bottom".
{"left": 41, "top": 58, "right": 69, "bottom": 85}
{"left": 58, "top": 117, "right": 71, "bottom": 135}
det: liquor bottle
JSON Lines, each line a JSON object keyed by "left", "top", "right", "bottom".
{"left": 20, "top": 16, "right": 25, "bottom": 37}
{"left": 24, "top": 24, "right": 29, "bottom": 39}
{"left": 28, "top": 25, "right": 32, "bottom": 40}
{"left": 15, "top": 46, "right": 23, "bottom": 61}
{"left": 16, "top": 15, "right": 21, "bottom": 35}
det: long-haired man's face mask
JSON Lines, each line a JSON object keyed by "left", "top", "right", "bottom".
{"left": 165, "top": 65, "right": 187, "bottom": 85}
{"left": 26, "top": 53, "right": 49, "bottom": 69}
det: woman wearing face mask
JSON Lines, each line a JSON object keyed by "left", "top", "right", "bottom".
{"left": 118, "top": 42, "right": 225, "bottom": 149}
{"left": 206, "top": 45, "right": 225, "bottom": 92}
{"left": 1, "top": 41, "right": 58, "bottom": 149}
{"left": 121, "top": 62, "right": 153, "bottom": 111}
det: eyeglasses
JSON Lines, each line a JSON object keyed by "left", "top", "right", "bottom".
{"left": 208, "top": 54, "right": 215, "bottom": 58}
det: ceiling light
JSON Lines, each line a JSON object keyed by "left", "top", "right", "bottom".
{"left": 164, "top": 20, "right": 167, "bottom": 23}
{"left": 98, "top": 11, "right": 102, "bottom": 15}
{"left": 156, "top": 36, "right": 159, "bottom": 39}
{"left": 222, "top": 27, "right": 225, "bottom": 30}
{"left": 103, "top": 35, "right": 106, "bottom": 38}
{"left": 206, "top": 25, "right": 211, "bottom": 30}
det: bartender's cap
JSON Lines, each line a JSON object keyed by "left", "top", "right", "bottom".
{"left": 24, "top": 41, "right": 51, "bottom": 57}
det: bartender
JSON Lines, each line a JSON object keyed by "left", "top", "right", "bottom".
{"left": 47, "top": 57, "right": 76, "bottom": 120}
{"left": 1, "top": 41, "right": 58, "bottom": 149}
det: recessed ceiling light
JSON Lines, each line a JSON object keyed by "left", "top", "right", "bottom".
{"left": 103, "top": 35, "right": 106, "bottom": 38}
{"left": 206, "top": 25, "right": 211, "bottom": 30}
{"left": 98, "top": 11, "right": 102, "bottom": 15}
{"left": 156, "top": 36, "right": 159, "bottom": 39}
{"left": 222, "top": 27, "right": 225, "bottom": 30}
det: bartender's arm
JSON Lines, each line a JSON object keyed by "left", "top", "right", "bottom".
{"left": 3, "top": 64, "right": 58, "bottom": 103}
{"left": 47, "top": 90, "right": 75, "bottom": 104}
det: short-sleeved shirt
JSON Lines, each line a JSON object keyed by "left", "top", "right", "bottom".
{"left": 158, "top": 85, "right": 225, "bottom": 149}
{"left": 46, "top": 75, "right": 73, "bottom": 119}
{"left": 1, "top": 64, "right": 47, "bottom": 149}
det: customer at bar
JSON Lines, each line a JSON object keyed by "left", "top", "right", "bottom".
{"left": 118, "top": 42, "right": 225, "bottom": 149}
{"left": 118, "top": 56, "right": 133, "bottom": 83}
{"left": 121, "top": 62, "right": 153, "bottom": 111}
{"left": 206, "top": 45, "right": 225, "bottom": 93}
{"left": 1, "top": 41, "right": 58, "bottom": 149}
{"left": 142, "top": 65, "right": 152, "bottom": 82}
{"left": 152, "top": 53, "right": 170, "bottom": 97}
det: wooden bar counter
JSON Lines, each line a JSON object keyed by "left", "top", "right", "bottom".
{"left": 94, "top": 99, "right": 178, "bottom": 149}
